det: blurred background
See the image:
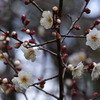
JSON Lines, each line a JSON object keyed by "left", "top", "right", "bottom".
{"left": 0, "top": 0, "right": 100, "bottom": 100}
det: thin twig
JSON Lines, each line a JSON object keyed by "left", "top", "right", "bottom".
{"left": 39, "top": 47, "right": 57, "bottom": 56}
{"left": 34, "top": 86, "right": 59, "bottom": 99}
{"left": 30, "top": 0, "right": 43, "bottom": 13}
{"left": 33, "top": 74, "right": 59, "bottom": 86}
{"left": 62, "top": 1, "right": 89, "bottom": 42}
{"left": 23, "top": 93, "right": 28, "bottom": 100}
{"left": 27, "top": 39, "right": 57, "bottom": 48}
{"left": 61, "top": 35, "right": 86, "bottom": 38}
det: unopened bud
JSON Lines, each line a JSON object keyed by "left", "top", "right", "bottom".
{"left": 21, "top": 27, "right": 27, "bottom": 31}
{"left": 14, "top": 42, "right": 21, "bottom": 48}
{"left": 11, "top": 31, "right": 17, "bottom": 39}
{"left": 24, "top": 19, "right": 30, "bottom": 25}
{"left": 26, "top": 29, "right": 30, "bottom": 34}
{"left": 94, "top": 19, "right": 100, "bottom": 25}
{"left": 2, "top": 78, "right": 9, "bottom": 84}
{"left": 25, "top": 0, "right": 31, "bottom": 5}
{"left": 74, "top": 25, "right": 81, "bottom": 30}
{"left": 93, "top": 92, "right": 99, "bottom": 97}
{"left": 84, "top": 8, "right": 91, "bottom": 14}
{"left": 29, "top": 30, "right": 35, "bottom": 35}
{"left": 52, "top": 6, "right": 58, "bottom": 12}
{"left": 61, "top": 45, "right": 67, "bottom": 53}
{"left": 21, "top": 14, "right": 26, "bottom": 23}
{"left": 14, "top": 59, "right": 21, "bottom": 66}
{"left": 23, "top": 41, "right": 29, "bottom": 47}
{"left": 56, "top": 19, "right": 61, "bottom": 24}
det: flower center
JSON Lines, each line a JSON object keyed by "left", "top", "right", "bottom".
{"left": 48, "top": 17, "right": 52, "bottom": 23}
{"left": 21, "top": 76, "right": 28, "bottom": 83}
{"left": 91, "top": 35, "right": 98, "bottom": 42}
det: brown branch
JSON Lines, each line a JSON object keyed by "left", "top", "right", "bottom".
{"left": 30, "top": 0, "right": 43, "bottom": 13}
{"left": 61, "top": 35, "right": 86, "bottom": 38}
{"left": 33, "top": 74, "right": 59, "bottom": 86}
{"left": 39, "top": 47, "right": 57, "bottom": 56}
{"left": 34, "top": 86, "right": 59, "bottom": 99}
{"left": 27, "top": 39, "right": 57, "bottom": 48}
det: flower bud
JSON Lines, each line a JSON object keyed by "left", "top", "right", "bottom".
{"left": 8, "top": 46, "right": 13, "bottom": 50}
{"left": 26, "top": 29, "right": 30, "bottom": 34}
{"left": 21, "top": 14, "right": 26, "bottom": 23}
{"left": 52, "top": 6, "right": 58, "bottom": 14}
{"left": 16, "top": 66, "right": 22, "bottom": 71}
{"left": 56, "top": 19, "right": 61, "bottom": 24}
{"left": 11, "top": 31, "right": 18, "bottom": 39}
{"left": 23, "top": 41, "right": 29, "bottom": 47}
{"left": 6, "top": 37, "right": 10, "bottom": 42}
{"left": 84, "top": 8, "right": 91, "bottom": 14}
{"left": 2, "top": 78, "right": 9, "bottom": 84}
{"left": 0, "top": 78, "right": 2, "bottom": 84}
{"left": 21, "top": 27, "right": 27, "bottom": 31}
{"left": 74, "top": 25, "right": 81, "bottom": 30}
{"left": 93, "top": 92, "right": 99, "bottom": 97}
{"left": 25, "top": 0, "right": 31, "bottom": 5}
{"left": 71, "top": 88, "right": 77, "bottom": 96}
{"left": 5, "top": 31, "right": 10, "bottom": 35}
{"left": 61, "top": 45, "right": 67, "bottom": 53}
{"left": 24, "top": 19, "right": 30, "bottom": 25}
{"left": 14, "top": 59, "right": 21, "bottom": 66}
{"left": 14, "top": 42, "right": 21, "bottom": 48}
{"left": 29, "top": 39, "right": 35, "bottom": 43}
{"left": 94, "top": 19, "right": 100, "bottom": 25}
{"left": 29, "top": 30, "right": 35, "bottom": 35}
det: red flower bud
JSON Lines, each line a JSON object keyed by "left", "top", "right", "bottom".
{"left": 74, "top": 25, "right": 81, "bottom": 30}
{"left": 94, "top": 19, "right": 100, "bottom": 25}
{"left": 61, "top": 45, "right": 67, "bottom": 53}
{"left": 8, "top": 46, "right": 13, "bottom": 50}
{"left": 21, "top": 14, "right": 26, "bottom": 23}
{"left": 25, "top": 0, "right": 31, "bottom": 5}
{"left": 24, "top": 19, "right": 30, "bottom": 25}
{"left": 93, "top": 92, "right": 99, "bottom": 97}
{"left": 16, "top": 66, "right": 22, "bottom": 71}
{"left": 84, "top": 8, "right": 91, "bottom": 14}
{"left": 29, "top": 30, "right": 35, "bottom": 35}
{"left": 14, "top": 43, "right": 21, "bottom": 48}
{"left": 21, "top": 27, "right": 27, "bottom": 31}
{"left": 29, "top": 39, "right": 35, "bottom": 43}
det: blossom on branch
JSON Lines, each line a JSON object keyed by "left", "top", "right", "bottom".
{"left": 40, "top": 11, "right": 53, "bottom": 29}
{"left": 22, "top": 47, "right": 39, "bottom": 62}
{"left": 12, "top": 71, "right": 34, "bottom": 92}
{"left": 91, "top": 63, "right": 100, "bottom": 80}
{"left": 86, "top": 28, "right": 100, "bottom": 50}
{"left": 72, "top": 62, "right": 84, "bottom": 79}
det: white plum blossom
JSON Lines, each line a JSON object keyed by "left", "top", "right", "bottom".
{"left": 22, "top": 47, "right": 39, "bottom": 62}
{"left": 67, "top": 64, "right": 74, "bottom": 71}
{"left": 72, "top": 62, "right": 84, "bottom": 79}
{"left": 40, "top": 11, "right": 53, "bottom": 29}
{"left": 91, "top": 63, "right": 100, "bottom": 80}
{"left": 12, "top": 71, "right": 34, "bottom": 92}
{"left": 68, "top": 51, "right": 86, "bottom": 66}
{"left": 86, "top": 28, "right": 100, "bottom": 50}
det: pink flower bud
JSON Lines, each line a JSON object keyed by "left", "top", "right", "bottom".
{"left": 71, "top": 88, "right": 77, "bottom": 96}
{"left": 0, "top": 78, "right": 2, "bottom": 84}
